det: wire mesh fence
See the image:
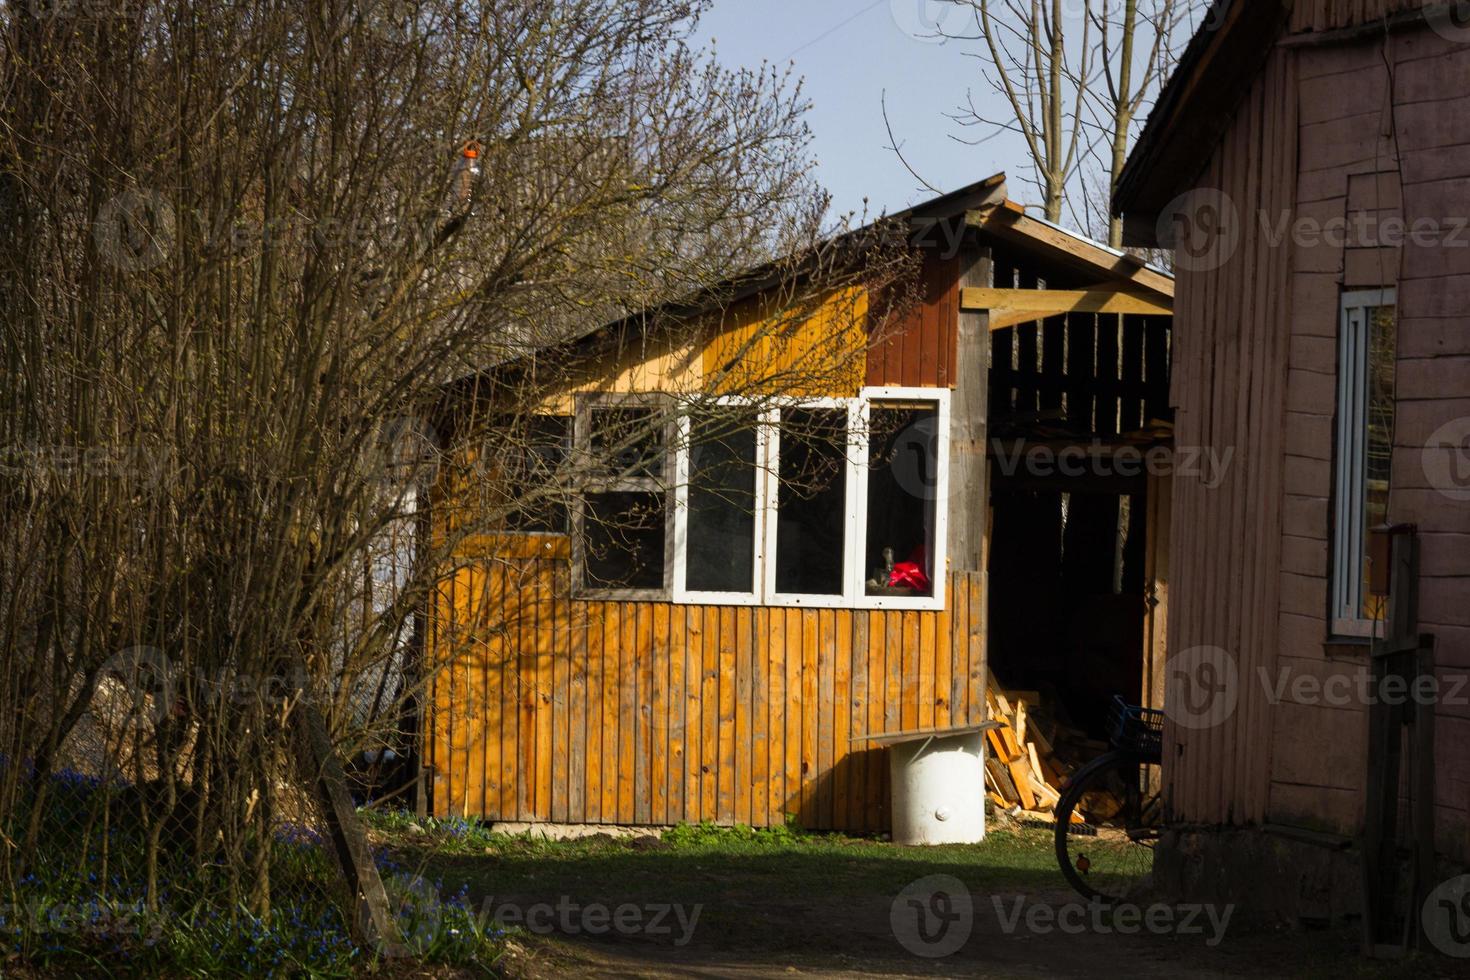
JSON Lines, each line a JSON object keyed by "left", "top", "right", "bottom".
{"left": 0, "top": 514, "right": 490, "bottom": 975}
{"left": 2, "top": 660, "right": 395, "bottom": 970}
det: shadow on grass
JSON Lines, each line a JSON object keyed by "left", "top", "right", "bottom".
{"left": 383, "top": 826, "right": 1455, "bottom": 979}
{"left": 399, "top": 827, "right": 1068, "bottom": 959}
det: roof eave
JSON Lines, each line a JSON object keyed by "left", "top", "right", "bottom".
{"left": 1112, "top": 0, "right": 1293, "bottom": 247}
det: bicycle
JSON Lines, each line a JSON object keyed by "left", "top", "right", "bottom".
{"left": 1053, "top": 696, "right": 1165, "bottom": 903}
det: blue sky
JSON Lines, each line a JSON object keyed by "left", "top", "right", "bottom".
{"left": 696, "top": 0, "right": 1029, "bottom": 223}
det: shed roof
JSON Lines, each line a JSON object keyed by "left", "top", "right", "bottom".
{"left": 586, "top": 171, "right": 1174, "bottom": 340}
{"left": 449, "top": 172, "right": 1173, "bottom": 399}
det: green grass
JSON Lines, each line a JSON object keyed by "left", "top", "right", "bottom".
{"left": 0, "top": 772, "right": 505, "bottom": 978}
{"left": 368, "top": 812, "right": 1062, "bottom": 901}
{"left": 369, "top": 814, "right": 1063, "bottom": 957}
{"left": 367, "top": 816, "right": 1463, "bottom": 978}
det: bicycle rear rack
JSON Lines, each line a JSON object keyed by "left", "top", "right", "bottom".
{"left": 1106, "top": 696, "right": 1165, "bottom": 756}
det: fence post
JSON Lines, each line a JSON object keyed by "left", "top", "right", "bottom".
{"left": 298, "top": 701, "right": 402, "bottom": 953}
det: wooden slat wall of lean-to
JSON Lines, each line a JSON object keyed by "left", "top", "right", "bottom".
{"left": 983, "top": 245, "right": 1169, "bottom": 436}
{"left": 1164, "top": 47, "right": 1298, "bottom": 830}
{"left": 427, "top": 568, "right": 987, "bottom": 831}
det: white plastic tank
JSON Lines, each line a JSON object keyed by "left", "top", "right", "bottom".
{"left": 886, "top": 727, "right": 987, "bottom": 845}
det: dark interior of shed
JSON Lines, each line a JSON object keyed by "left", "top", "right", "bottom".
{"left": 981, "top": 242, "right": 1173, "bottom": 753}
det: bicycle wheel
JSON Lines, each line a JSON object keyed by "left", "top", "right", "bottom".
{"left": 1053, "top": 750, "right": 1163, "bottom": 903}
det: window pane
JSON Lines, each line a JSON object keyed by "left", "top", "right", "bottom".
{"left": 686, "top": 419, "right": 757, "bottom": 593}
{"left": 590, "top": 406, "right": 665, "bottom": 479}
{"left": 864, "top": 403, "right": 938, "bottom": 597}
{"left": 775, "top": 407, "right": 847, "bottom": 595}
{"left": 503, "top": 415, "right": 572, "bottom": 533}
{"left": 1361, "top": 305, "right": 1396, "bottom": 618}
{"left": 583, "top": 491, "right": 665, "bottom": 590}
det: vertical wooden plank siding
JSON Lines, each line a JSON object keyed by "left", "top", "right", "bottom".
{"left": 865, "top": 609, "right": 886, "bottom": 831}
{"left": 866, "top": 248, "right": 961, "bottom": 388}
{"left": 584, "top": 602, "right": 603, "bottom": 823}
{"left": 600, "top": 604, "right": 619, "bottom": 822}
{"left": 717, "top": 607, "right": 737, "bottom": 824}
{"left": 750, "top": 607, "right": 769, "bottom": 828}
{"left": 832, "top": 613, "right": 851, "bottom": 829}
{"left": 566, "top": 582, "right": 587, "bottom": 822}
{"left": 1164, "top": 48, "right": 1298, "bottom": 830}
{"left": 618, "top": 604, "right": 637, "bottom": 823}
{"left": 765, "top": 607, "right": 785, "bottom": 826}
{"left": 651, "top": 603, "right": 670, "bottom": 824}
{"left": 800, "top": 611, "right": 818, "bottom": 822}
{"left": 784, "top": 608, "right": 802, "bottom": 823}
{"left": 521, "top": 563, "right": 538, "bottom": 819}
{"left": 684, "top": 605, "right": 703, "bottom": 824}
{"left": 1289, "top": 0, "right": 1419, "bottom": 33}
{"left": 701, "top": 606, "right": 719, "bottom": 822}
{"left": 428, "top": 570, "right": 986, "bottom": 831}
{"left": 536, "top": 562, "right": 554, "bottom": 820}
{"left": 1148, "top": 9, "right": 1470, "bottom": 866}
{"left": 666, "top": 606, "right": 685, "bottom": 825}
{"left": 735, "top": 607, "right": 754, "bottom": 826}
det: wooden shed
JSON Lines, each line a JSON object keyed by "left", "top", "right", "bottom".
{"left": 1114, "top": 0, "right": 1470, "bottom": 938}
{"left": 422, "top": 173, "right": 1175, "bottom": 833}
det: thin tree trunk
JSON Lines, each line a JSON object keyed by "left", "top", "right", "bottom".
{"left": 1107, "top": 0, "right": 1140, "bottom": 246}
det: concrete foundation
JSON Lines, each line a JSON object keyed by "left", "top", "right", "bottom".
{"left": 1153, "top": 825, "right": 1364, "bottom": 926}
{"left": 487, "top": 822, "right": 667, "bottom": 841}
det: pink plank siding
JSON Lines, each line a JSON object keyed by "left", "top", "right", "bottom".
{"left": 1165, "top": 48, "right": 1299, "bottom": 830}
{"left": 1165, "top": 22, "right": 1469, "bottom": 863}
{"left": 1289, "top": 0, "right": 1424, "bottom": 32}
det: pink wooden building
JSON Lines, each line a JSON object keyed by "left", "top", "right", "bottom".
{"left": 1114, "top": 0, "right": 1469, "bottom": 939}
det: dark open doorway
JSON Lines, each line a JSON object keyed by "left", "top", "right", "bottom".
{"left": 987, "top": 481, "right": 1149, "bottom": 743}
{"left": 980, "top": 242, "right": 1173, "bottom": 773}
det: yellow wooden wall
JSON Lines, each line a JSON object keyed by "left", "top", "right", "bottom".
{"left": 427, "top": 556, "right": 986, "bottom": 831}
{"left": 535, "top": 284, "right": 872, "bottom": 414}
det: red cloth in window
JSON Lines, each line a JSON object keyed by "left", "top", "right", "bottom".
{"left": 888, "top": 545, "right": 930, "bottom": 592}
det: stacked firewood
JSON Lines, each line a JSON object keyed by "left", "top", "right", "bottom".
{"left": 983, "top": 680, "right": 1100, "bottom": 823}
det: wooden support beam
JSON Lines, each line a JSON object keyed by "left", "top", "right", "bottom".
{"left": 948, "top": 241, "right": 990, "bottom": 573}
{"left": 1362, "top": 526, "right": 1440, "bottom": 957}
{"left": 967, "top": 205, "right": 1176, "bottom": 296}
{"left": 961, "top": 288, "right": 1173, "bottom": 325}
{"left": 986, "top": 308, "right": 1057, "bottom": 332}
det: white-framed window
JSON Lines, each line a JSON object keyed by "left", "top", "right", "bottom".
{"left": 761, "top": 397, "right": 866, "bottom": 607}
{"left": 1331, "top": 288, "right": 1396, "bottom": 638}
{"left": 670, "top": 398, "right": 771, "bottom": 605}
{"left": 670, "top": 386, "right": 950, "bottom": 610}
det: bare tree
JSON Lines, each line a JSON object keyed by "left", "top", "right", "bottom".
{"left": 1084, "top": 0, "right": 1196, "bottom": 244}
{"left": 946, "top": 0, "right": 1094, "bottom": 225}
{"left": 942, "top": 0, "right": 1199, "bottom": 242}
{"left": 0, "top": 0, "right": 915, "bottom": 943}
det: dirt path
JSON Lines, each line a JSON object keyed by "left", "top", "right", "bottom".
{"left": 403, "top": 826, "right": 1451, "bottom": 980}
{"left": 498, "top": 885, "right": 1437, "bottom": 980}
